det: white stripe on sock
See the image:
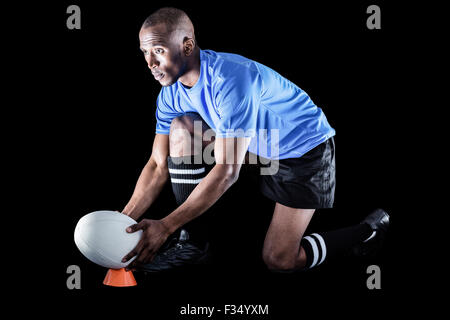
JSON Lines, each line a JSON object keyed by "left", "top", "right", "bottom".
{"left": 303, "top": 236, "right": 319, "bottom": 268}
{"left": 169, "top": 167, "right": 205, "bottom": 175}
{"left": 170, "top": 178, "right": 204, "bottom": 184}
{"left": 363, "top": 231, "right": 377, "bottom": 243}
{"left": 312, "top": 233, "right": 327, "bottom": 266}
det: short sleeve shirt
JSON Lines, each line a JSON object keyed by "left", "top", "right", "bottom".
{"left": 155, "top": 50, "right": 335, "bottom": 160}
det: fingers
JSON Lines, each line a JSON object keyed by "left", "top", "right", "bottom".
{"left": 125, "top": 223, "right": 140, "bottom": 233}
{"left": 122, "top": 219, "right": 163, "bottom": 271}
{"left": 122, "top": 238, "right": 145, "bottom": 263}
{"left": 125, "top": 249, "right": 156, "bottom": 271}
{"left": 122, "top": 222, "right": 148, "bottom": 263}
{"left": 122, "top": 249, "right": 138, "bottom": 263}
{"left": 126, "top": 220, "right": 149, "bottom": 233}
{"left": 123, "top": 220, "right": 151, "bottom": 263}
{"left": 125, "top": 259, "right": 140, "bottom": 272}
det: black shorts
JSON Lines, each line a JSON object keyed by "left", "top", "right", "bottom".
{"left": 258, "top": 137, "right": 336, "bottom": 209}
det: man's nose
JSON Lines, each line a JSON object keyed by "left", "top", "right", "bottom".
{"left": 147, "top": 54, "right": 159, "bottom": 69}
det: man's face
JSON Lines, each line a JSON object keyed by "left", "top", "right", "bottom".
{"left": 139, "top": 24, "right": 186, "bottom": 86}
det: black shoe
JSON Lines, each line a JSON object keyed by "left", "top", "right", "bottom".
{"left": 138, "top": 229, "right": 211, "bottom": 273}
{"left": 352, "top": 208, "right": 390, "bottom": 257}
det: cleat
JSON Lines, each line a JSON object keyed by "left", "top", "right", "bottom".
{"left": 138, "top": 229, "right": 211, "bottom": 273}
{"left": 353, "top": 208, "right": 390, "bottom": 257}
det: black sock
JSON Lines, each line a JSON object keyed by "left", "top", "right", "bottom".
{"left": 301, "top": 223, "right": 373, "bottom": 269}
{"left": 168, "top": 155, "right": 214, "bottom": 246}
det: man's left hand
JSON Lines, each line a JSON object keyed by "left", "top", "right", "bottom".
{"left": 122, "top": 219, "right": 171, "bottom": 270}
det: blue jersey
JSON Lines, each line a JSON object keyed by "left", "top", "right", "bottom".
{"left": 155, "top": 49, "right": 335, "bottom": 160}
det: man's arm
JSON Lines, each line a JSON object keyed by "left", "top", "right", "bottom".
{"left": 162, "top": 136, "right": 251, "bottom": 233}
{"left": 123, "top": 136, "right": 251, "bottom": 267}
{"left": 122, "top": 134, "right": 170, "bottom": 220}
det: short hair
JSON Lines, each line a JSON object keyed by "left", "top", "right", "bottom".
{"left": 142, "top": 7, "right": 192, "bottom": 35}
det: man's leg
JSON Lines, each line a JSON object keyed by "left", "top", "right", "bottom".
{"left": 139, "top": 113, "right": 215, "bottom": 272}
{"left": 261, "top": 137, "right": 389, "bottom": 272}
{"left": 167, "top": 112, "right": 215, "bottom": 246}
{"left": 262, "top": 203, "right": 314, "bottom": 270}
{"left": 262, "top": 203, "right": 388, "bottom": 272}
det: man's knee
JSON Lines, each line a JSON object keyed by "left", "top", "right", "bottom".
{"left": 169, "top": 113, "right": 212, "bottom": 157}
{"left": 170, "top": 114, "right": 197, "bottom": 137}
{"left": 262, "top": 249, "right": 296, "bottom": 272}
{"left": 262, "top": 247, "right": 307, "bottom": 272}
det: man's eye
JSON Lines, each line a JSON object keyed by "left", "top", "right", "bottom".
{"left": 143, "top": 50, "right": 149, "bottom": 56}
{"left": 155, "top": 48, "right": 164, "bottom": 54}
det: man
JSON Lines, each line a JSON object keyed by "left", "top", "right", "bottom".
{"left": 121, "top": 7, "right": 389, "bottom": 272}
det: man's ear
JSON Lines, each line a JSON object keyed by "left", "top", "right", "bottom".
{"left": 183, "top": 37, "right": 195, "bottom": 56}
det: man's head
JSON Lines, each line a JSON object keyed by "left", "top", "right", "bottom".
{"left": 139, "top": 7, "right": 197, "bottom": 87}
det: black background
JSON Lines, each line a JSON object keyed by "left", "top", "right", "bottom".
{"left": 13, "top": 0, "right": 426, "bottom": 317}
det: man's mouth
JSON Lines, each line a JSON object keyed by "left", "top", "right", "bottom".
{"left": 153, "top": 72, "right": 164, "bottom": 81}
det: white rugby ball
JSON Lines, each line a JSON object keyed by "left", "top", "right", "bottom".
{"left": 74, "top": 210, "right": 143, "bottom": 269}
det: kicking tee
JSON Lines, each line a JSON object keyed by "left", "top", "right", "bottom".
{"left": 155, "top": 49, "right": 335, "bottom": 160}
